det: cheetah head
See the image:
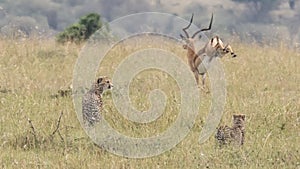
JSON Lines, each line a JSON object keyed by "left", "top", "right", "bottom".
{"left": 95, "top": 76, "right": 113, "bottom": 92}
{"left": 233, "top": 114, "right": 245, "bottom": 124}
{"left": 233, "top": 114, "right": 245, "bottom": 120}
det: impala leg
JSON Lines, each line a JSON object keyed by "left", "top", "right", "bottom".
{"left": 226, "top": 45, "right": 237, "bottom": 57}
{"left": 188, "top": 59, "right": 199, "bottom": 85}
{"left": 194, "top": 71, "right": 199, "bottom": 85}
{"left": 202, "top": 73, "right": 206, "bottom": 86}
{"left": 193, "top": 57, "right": 203, "bottom": 87}
{"left": 201, "top": 73, "right": 210, "bottom": 93}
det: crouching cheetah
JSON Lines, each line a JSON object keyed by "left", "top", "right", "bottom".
{"left": 82, "top": 76, "right": 113, "bottom": 127}
{"left": 215, "top": 114, "right": 245, "bottom": 146}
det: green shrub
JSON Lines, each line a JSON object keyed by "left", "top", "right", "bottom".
{"left": 56, "top": 13, "right": 107, "bottom": 44}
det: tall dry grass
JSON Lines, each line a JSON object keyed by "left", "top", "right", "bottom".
{"left": 0, "top": 37, "right": 299, "bottom": 168}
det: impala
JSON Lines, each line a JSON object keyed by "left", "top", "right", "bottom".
{"left": 180, "top": 13, "right": 237, "bottom": 89}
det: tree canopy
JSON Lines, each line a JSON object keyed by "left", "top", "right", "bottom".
{"left": 56, "top": 13, "right": 107, "bottom": 44}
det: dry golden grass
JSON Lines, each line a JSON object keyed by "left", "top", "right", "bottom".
{"left": 0, "top": 37, "right": 299, "bottom": 168}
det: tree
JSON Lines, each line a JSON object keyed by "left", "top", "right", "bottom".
{"left": 232, "top": 0, "right": 280, "bottom": 22}
{"left": 289, "top": 0, "right": 295, "bottom": 10}
{"left": 46, "top": 10, "right": 57, "bottom": 29}
{"left": 56, "top": 13, "right": 107, "bottom": 44}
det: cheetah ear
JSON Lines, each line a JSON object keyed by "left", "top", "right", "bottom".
{"left": 97, "top": 77, "right": 103, "bottom": 84}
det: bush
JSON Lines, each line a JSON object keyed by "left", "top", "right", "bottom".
{"left": 56, "top": 13, "right": 107, "bottom": 44}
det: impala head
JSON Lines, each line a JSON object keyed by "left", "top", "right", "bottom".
{"left": 180, "top": 13, "right": 214, "bottom": 50}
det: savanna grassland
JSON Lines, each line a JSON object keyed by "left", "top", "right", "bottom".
{"left": 0, "top": 37, "right": 299, "bottom": 169}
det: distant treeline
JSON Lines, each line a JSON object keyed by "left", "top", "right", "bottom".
{"left": 0, "top": 0, "right": 298, "bottom": 45}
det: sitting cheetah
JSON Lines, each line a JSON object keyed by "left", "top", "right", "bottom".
{"left": 215, "top": 114, "right": 245, "bottom": 146}
{"left": 82, "top": 76, "right": 113, "bottom": 127}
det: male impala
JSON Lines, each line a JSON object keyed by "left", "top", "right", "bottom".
{"left": 180, "top": 13, "right": 237, "bottom": 89}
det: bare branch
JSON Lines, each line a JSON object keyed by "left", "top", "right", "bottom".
{"left": 57, "top": 131, "right": 64, "bottom": 142}
{"left": 51, "top": 111, "right": 63, "bottom": 137}
{"left": 27, "top": 118, "right": 38, "bottom": 142}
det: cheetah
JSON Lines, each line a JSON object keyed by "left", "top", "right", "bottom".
{"left": 82, "top": 76, "right": 113, "bottom": 127}
{"left": 215, "top": 114, "right": 245, "bottom": 146}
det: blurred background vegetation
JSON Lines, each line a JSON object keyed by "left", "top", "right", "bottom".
{"left": 56, "top": 13, "right": 109, "bottom": 44}
{"left": 0, "top": 0, "right": 299, "bottom": 46}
